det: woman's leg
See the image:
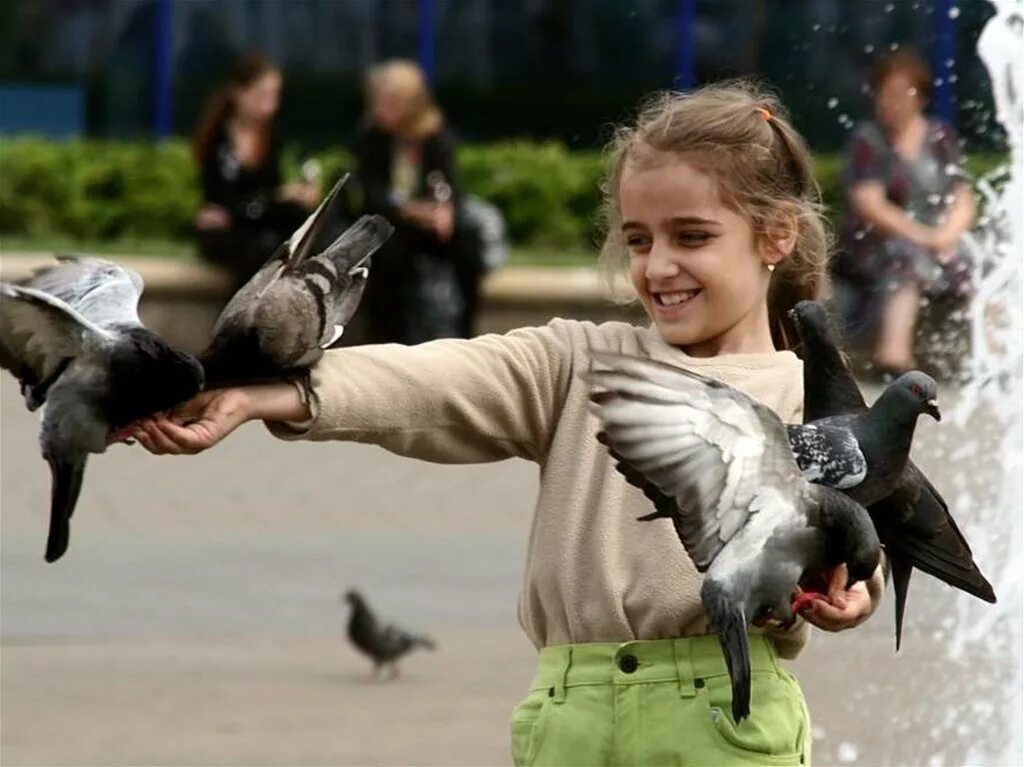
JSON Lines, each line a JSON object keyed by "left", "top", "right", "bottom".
{"left": 874, "top": 281, "right": 920, "bottom": 373}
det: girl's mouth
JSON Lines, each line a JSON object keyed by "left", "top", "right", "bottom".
{"left": 653, "top": 288, "right": 702, "bottom": 309}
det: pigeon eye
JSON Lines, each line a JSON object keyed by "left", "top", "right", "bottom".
{"left": 910, "top": 383, "right": 922, "bottom": 397}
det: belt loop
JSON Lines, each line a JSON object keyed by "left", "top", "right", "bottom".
{"left": 551, "top": 647, "right": 571, "bottom": 704}
{"left": 673, "top": 639, "right": 696, "bottom": 698}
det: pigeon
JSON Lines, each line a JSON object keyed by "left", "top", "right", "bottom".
{"left": 0, "top": 256, "right": 205, "bottom": 562}
{"left": 789, "top": 300, "right": 996, "bottom": 650}
{"left": 341, "top": 589, "right": 436, "bottom": 680}
{"left": 200, "top": 175, "right": 394, "bottom": 386}
{"left": 584, "top": 351, "right": 881, "bottom": 723}
{"left": 784, "top": 370, "right": 941, "bottom": 508}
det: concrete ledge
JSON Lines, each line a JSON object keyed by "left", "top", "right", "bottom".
{"left": 0, "top": 252, "right": 633, "bottom": 305}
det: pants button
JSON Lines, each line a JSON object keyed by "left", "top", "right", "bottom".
{"left": 618, "top": 654, "right": 638, "bottom": 673}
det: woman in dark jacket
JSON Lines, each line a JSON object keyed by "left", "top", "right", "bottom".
{"left": 192, "top": 52, "right": 318, "bottom": 289}
{"left": 356, "top": 59, "right": 475, "bottom": 344}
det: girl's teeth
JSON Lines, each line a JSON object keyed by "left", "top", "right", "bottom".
{"left": 659, "top": 290, "right": 698, "bottom": 306}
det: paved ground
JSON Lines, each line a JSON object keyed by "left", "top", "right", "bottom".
{"left": 1, "top": 375, "right": 1019, "bottom": 766}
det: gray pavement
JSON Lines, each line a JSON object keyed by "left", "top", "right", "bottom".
{"left": 1, "top": 376, "right": 1019, "bottom": 766}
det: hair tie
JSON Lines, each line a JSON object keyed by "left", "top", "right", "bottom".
{"left": 756, "top": 107, "right": 772, "bottom": 122}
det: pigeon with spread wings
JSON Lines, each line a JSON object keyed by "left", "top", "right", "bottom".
{"left": 584, "top": 351, "right": 880, "bottom": 723}
{"left": 200, "top": 175, "right": 394, "bottom": 386}
{"left": 0, "top": 256, "right": 204, "bottom": 561}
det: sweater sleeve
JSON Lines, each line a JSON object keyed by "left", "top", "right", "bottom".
{"left": 266, "top": 322, "right": 574, "bottom": 464}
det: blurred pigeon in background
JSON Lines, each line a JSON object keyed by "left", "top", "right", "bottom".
{"left": 584, "top": 351, "right": 880, "bottom": 722}
{"left": 0, "top": 256, "right": 204, "bottom": 562}
{"left": 201, "top": 175, "right": 393, "bottom": 386}
{"left": 341, "top": 589, "right": 437, "bottom": 681}
{"left": 789, "top": 300, "right": 996, "bottom": 650}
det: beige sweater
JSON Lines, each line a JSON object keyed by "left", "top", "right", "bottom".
{"left": 271, "top": 318, "right": 832, "bottom": 657}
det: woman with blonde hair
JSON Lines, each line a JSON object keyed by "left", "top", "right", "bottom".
{"left": 356, "top": 59, "right": 472, "bottom": 343}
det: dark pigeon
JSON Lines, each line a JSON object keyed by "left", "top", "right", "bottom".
{"left": 789, "top": 300, "right": 996, "bottom": 650}
{"left": 786, "top": 370, "right": 941, "bottom": 508}
{"left": 342, "top": 589, "right": 436, "bottom": 680}
{"left": 584, "top": 351, "right": 880, "bottom": 723}
{"left": 0, "top": 256, "right": 204, "bottom": 561}
{"left": 201, "top": 175, "right": 394, "bottom": 386}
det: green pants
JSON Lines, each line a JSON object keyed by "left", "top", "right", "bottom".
{"left": 510, "top": 635, "right": 811, "bottom": 767}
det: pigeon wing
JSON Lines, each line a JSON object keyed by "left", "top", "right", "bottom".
{"left": 28, "top": 255, "right": 144, "bottom": 329}
{"left": 0, "top": 283, "right": 111, "bottom": 386}
{"left": 585, "top": 351, "right": 805, "bottom": 570}
{"left": 786, "top": 422, "right": 867, "bottom": 490}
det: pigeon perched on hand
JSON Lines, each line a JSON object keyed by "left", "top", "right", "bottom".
{"left": 0, "top": 256, "right": 204, "bottom": 561}
{"left": 200, "top": 175, "right": 393, "bottom": 386}
{"left": 584, "top": 351, "right": 881, "bottom": 723}
{"left": 789, "top": 300, "right": 996, "bottom": 650}
{"left": 342, "top": 589, "right": 436, "bottom": 680}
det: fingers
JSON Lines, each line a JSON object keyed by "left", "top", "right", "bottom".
{"left": 132, "top": 416, "right": 211, "bottom": 456}
{"left": 802, "top": 582, "right": 872, "bottom": 632}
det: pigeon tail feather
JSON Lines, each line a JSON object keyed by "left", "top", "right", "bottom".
{"left": 702, "top": 581, "right": 751, "bottom": 723}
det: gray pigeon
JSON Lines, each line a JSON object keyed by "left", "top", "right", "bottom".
{"left": 0, "top": 256, "right": 205, "bottom": 561}
{"left": 789, "top": 300, "right": 995, "bottom": 650}
{"left": 785, "top": 370, "right": 940, "bottom": 507}
{"left": 584, "top": 351, "right": 880, "bottom": 723}
{"left": 201, "top": 175, "right": 394, "bottom": 386}
{"left": 342, "top": 589, "right": 436, "bottom": 680}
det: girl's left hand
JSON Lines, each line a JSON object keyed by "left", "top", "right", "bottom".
{"left": 799, "top": 564, "right": 877, "bottom": 632}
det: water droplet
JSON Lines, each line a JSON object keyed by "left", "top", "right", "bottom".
{"left": 838, "top": 742, "right": 859, "bottom": 763}
{"left": 935, "top": 77, "right": 945, "bottom": 87}
{"left": 838, "top": 113, "right": 849, "bottom": 123}
{"left": 865, "top": 43, "right": 875, "bottom": 53}
{"left": 812, "top": 23, "right": 821, "bottom": 31}
{"left": 827, "top": 97, "right": 839, "bottom": 109}
{"left": 949, "top": 74, "right": 958, "bottom": 83}
{"left": 885, "top": 2, "right": 895, "bottom": 10}
{"left": 890, "top": 42, "right": 900, "bottom": 51}
{"left": 949, "top": 5, "right": 960, "bottom": 18}
{"left": 946, "top": 58, "right": 956, "bottom": 68}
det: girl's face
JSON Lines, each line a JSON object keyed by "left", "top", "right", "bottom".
{"left": 232, "top": 70, "right": 282, "bottom": 124}
{"left": 621, "top": 154, "right": 783, "bottom": 357}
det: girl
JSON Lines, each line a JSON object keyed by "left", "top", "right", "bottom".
{"left": 192, "top": 52, "right": 319, "bottom": 290}
{"left": 134, "top": 81, "right": 884, "bottom": 766}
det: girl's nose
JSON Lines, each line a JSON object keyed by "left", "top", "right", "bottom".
{"left": 645, "top": 242, "right": 681, "bottom": 281}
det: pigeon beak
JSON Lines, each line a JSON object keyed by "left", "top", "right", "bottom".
{"left": 925, "top": 399, "right": 941, "bottom": 421}
{"left": 288, "top": 173, "right": 350, "bottom": 264}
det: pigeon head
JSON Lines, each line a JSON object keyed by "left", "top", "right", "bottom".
{"left": 889, "top": 371, "right": 941, "bottom": 422}
{"left": 342, "top": 589, "right": 365, "bottom": 609}
{"left": 105, "top": 329, "right": 205, "bottom": 427}
{"left": 787, "top": 301, "right": 837, "bottom": 347}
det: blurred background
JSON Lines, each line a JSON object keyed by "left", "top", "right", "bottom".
{"left": 1, "top": 1, "right": 1021, "bottom": 766}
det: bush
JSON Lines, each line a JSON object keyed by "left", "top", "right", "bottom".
{"left": 0, "top": 136, "right": 1007, "bottom": 251}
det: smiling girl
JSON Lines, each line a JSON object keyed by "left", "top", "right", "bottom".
{"left": 133, "top": 81, "right": 884, "bottom": 766}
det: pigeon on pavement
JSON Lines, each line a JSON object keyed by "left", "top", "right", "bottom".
{"left": 789, "top": 300, "right": 996, "bottom": 650}
{"left": 342, "top": 589, "right": 436, "bottom": 680}
{"left": 584, "top": 351, "right": 880, "bottom": 722}
{"left": 0, "top": 256, "right": 204, "bottom": 561}
{"left": 201, "top": 175, "right": 393, "bottom": 386}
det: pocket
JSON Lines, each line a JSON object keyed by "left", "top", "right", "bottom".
{"left": 509, "top": 689, "right": 553, "bottom": 767}
{"left": 701, "top": 671, "right": 808, "bottom": 764}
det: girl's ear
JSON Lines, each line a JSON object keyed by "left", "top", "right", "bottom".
{"left": 761, "top": 211, "right": 799, "bottom": 265}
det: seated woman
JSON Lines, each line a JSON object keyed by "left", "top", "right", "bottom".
{"left": 355, "top": 59, "right": 469, "bottom": 344}
{"left": 834, "top": 49, "right": 975, "bottom": 376}
{"left": 192, "top": 52, "right": 319, "bottom": 290}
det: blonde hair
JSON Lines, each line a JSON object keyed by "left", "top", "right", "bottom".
{"left": 365, "top": 59, "right": 444, "bottom": 140}
{"left": 599, "top": 80, "right": 830, "bottom": 350}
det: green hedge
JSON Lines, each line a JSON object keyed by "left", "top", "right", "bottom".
{"left": 0, "top": 137, "right": 1005, "bottom": 250}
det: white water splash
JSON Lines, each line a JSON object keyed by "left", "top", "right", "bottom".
{"left": 946, "top": 1, "right": 1023, "bottom": 764}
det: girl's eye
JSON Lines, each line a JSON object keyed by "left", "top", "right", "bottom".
{"left": 676, "top": 231, "right": 710, "bottom": 245}
{"left": 625, "top": 235, "right": 651, "bottom": 250}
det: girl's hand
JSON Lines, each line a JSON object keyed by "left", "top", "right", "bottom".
{"left": 131, "top": 388, "right": 254, "bottom": 455}
{"left": 129, "top": 382, "right": 311, "bottom": 456}
{"left": 799, "top": 564, "right": 877, "bottom": 632}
